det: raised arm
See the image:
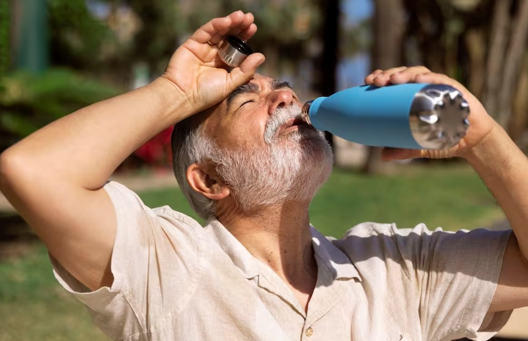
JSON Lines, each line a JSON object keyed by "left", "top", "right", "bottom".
{"left": 0, "top": 11, "right": 264, "bottom": 291}
{"left": 365, "top": 66, "right": 528, "bottom": 312}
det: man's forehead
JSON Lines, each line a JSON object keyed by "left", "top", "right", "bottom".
{"left": 248, "top": 74, "right": 293, "bottom": 91}
{"left": 251, "top": 73, "right": 274, "bottom": 85}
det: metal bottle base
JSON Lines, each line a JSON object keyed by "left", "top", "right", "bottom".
{"left": 409, "top": 84, "right": 470, "bottom": 149}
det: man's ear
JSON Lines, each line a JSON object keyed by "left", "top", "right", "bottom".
{"left": 186, "top": 163, "right": 230, "bottom": 200}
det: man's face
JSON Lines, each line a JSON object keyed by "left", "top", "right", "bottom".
{"left": 205, "top": 74, "right": 305, "bottom": 151}
{"left": 200, "top": 74, "right": 333, "bottom": 213}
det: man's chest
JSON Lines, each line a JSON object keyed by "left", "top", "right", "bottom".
{"left": 160, "top": 266, "right": 421, "bottom": 341}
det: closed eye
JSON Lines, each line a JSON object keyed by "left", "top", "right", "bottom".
{"left": 240, "top": 100, "right": 254, "bottom": 108}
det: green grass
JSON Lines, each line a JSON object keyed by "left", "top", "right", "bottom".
{"left": 310, "top": 164, "right": 503, "bottom": 236}
{"left": 0, "top": 164, "right": 504, "bottom": 340}
{"left": 0, "top": 245, "right": 107, "bottom": 341}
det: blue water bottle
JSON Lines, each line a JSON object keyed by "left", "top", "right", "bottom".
{"left": 301, "top": 84, "right": 471, "bottom": 149}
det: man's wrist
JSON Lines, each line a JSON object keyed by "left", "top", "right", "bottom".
{"left": 463, "top": 124, "right": 517, "bottom": 172}
{"left": 148, "top": 76, "right": 195, "bottom": 125}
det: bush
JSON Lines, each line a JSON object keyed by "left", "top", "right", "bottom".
{"left": 0, "top": 69, "right": 174, "bottom": 171}
{"left": 134, "top": 126, "right": 174, "bottom": 168}
{"left": 0, "top": 69, "right": 121, "bottom": 152}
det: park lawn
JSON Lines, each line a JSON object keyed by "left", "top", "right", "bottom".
{"left": 0, "top": 164, "right": 504, "bottom": 341}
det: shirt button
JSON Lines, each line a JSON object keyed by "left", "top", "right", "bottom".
{"left": 305, "top": 327, "right": 313, "bottom": 337}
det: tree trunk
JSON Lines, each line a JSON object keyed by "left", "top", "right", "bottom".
{"left": 497, "top": 0, "right": 528, "bottom": 128}
{"left": 403, "top": 0, "right": 446, "bottom": 73}
{"left": 483, "top": 0, "right": 511, "bottom": 118}
{"left": 465, "top": 28, "right": 486, "bottom": 99}
{"left": 370, "top": 0, "right": 405, "bottom": 70}
{"left": 313, "top": 0, "right": 340, "bottom": 150}
{"left": 362, "top": 0, "right": 405, "bottom": 174}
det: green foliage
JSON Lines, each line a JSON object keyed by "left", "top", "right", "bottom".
{"left": 0, "top": 0, "right": 9, "bottom": 76}
{"left": 309, "top": 165, "right": 502, "bottom": 236}
{"left": 189, "top": 0, "right": 320, "bottom": 42}
{"left": 179, "top": 0, "right": 321, "bottom": 65}
{"left": 48, "top": 0, "right": 115, "bottom": 69}
{"left": 246, "top": 1, "right": 321, "bottom": 43}
{"left": 0, "top": 69, "right": 121, "bottom": 151}
{"left": 42, "top": 0, "right": 324, "bottom": 85}
{"left": 85, "top": 0, "right": 183, "bottom": 77}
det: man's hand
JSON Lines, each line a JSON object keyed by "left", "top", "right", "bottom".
{"left": 162, "top": 11, "right": 265, "bottom": 115}
{"left": 365, "top": 66, "right": 528, "bottom": 313}
{"left": 364, "top": 66, "right": 499, "bottom": 160}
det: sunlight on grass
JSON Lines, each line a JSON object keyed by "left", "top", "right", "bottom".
{"left": 0, "top": 244, "right": 108, "bottom": 341}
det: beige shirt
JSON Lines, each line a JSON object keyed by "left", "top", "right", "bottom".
{"left": 51, "top": 181, "right": 512, "bottom": 341}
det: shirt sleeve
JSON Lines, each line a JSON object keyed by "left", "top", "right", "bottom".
{"left": 393, "top": 224, "right": 513, "bottom": 341}
{"left": 49, "top": 181, "right": 203, "bottom": 340}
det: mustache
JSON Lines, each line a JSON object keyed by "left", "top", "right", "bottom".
{"left": 264, "top": 105, "right": 304, "bottom": 143}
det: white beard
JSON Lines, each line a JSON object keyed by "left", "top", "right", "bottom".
{"left": 209, "top": 105, "right": 333, "bottom": 214}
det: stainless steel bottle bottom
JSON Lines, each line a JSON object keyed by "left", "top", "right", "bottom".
{"left": 409, "top": 84, "right": 470, "bottom": 149}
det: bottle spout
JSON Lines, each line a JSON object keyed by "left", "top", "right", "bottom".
{"left": 301, "top": 100, "right": 313, "bottom": 125}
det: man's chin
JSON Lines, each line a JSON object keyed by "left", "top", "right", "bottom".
{"left": 220, "top": 131, "right": 333, "bottom": 213}
{"left": 301, "top": 132, "right": 333, "bottom": 158}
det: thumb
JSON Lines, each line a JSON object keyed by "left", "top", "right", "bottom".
{"left": 227, "top": 53, "right": 265, "bottom": 89}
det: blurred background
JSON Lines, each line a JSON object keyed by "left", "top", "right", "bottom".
{"left": 0, "top": 0, "right": 527, "bottom": 340}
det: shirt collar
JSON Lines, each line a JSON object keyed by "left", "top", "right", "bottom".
{"left": 206, "top": 219, "right": 361, "bottom": 282}
{"left": 310, "top": 226, "right": 362, "bottom": 281}
{"left": 207, "top": 219, "right": 260, "bottom": 279}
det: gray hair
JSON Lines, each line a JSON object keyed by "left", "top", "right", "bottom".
{"left": 171, "top": 105, "right": 333, "bottom": 219}
{"left": 171, "top": 117, "right": 215, "bottom": 219}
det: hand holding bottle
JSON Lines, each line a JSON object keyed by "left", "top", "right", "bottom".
{"left": 364, "top": 66, "right": 498, "bottom": 160}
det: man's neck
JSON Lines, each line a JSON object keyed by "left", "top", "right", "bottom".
{"left": 217, "top": 201, "right": 318, "bottom": 305}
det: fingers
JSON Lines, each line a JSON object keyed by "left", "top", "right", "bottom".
{"left": 367, "top": 66, "right": 408, "bottom": 86}
{"left": 231, "top": 13, "right": 256, "bottom": 41}
{"left": 364, "top": 66, "right": 471, "bottom": 99}
{"left": 192, "top": 16, "right": 232, "bottom": 45}
{"left": 228, "top": 53, "right": 266, "bottom": 89}
{"left": 414, "top": 72, "right": 470, "bottom": 96}
{"left": 364, "top": 69, "right": 383, "bottom": 84}
{"left": 191, "top": 11, "right": 255, "bottom": 46}
{"left": 239, "top": 23, "right": 257, "bottom": 42}
{"left": 365, "top": 66, "right": 474, "bottom": 106}
{"left": 381, "top": 147, "right": 459, "bottom": 161}
{"left": 387, "top": 66, "right": 430, "bottom": 85}
{"left": 365, "top": 66, "right": 432, "bottom": 87}
{"left": 381, "top": 148, "right": 423, "bottom": 161}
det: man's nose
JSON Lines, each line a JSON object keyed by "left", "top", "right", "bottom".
{"left": 268, "top": 90, "right": 294, "bottom": 115}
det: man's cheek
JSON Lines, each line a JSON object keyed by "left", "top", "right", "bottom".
{"left": 245, "top": 120, "right": 267, "bottom": 140}
{"left": 230, "top": 129, "right": 262, "bottom": 150}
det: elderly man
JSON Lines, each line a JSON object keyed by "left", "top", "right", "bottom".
{"left": 1, "top": 11, "right": 527, "bottom": 341}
